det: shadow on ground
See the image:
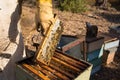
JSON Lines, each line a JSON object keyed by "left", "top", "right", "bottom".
{"left": 91, "top": 64, "right": 120, "bottom": 80}
{"left": 98, "top": 12, "right": 120, "bottom": 24}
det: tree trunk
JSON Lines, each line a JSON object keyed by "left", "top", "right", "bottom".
{"left": 95, "top": 0, "right": 108, "bottom": 7}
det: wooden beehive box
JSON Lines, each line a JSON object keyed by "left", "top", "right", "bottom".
{"left": 15, "top": 50, "right": 92, "bottom": 80}
{"left": 104, "top": 39, "right": 119, "bottom": 50}
{"left": 103, "top": 47, "right": 118, "bottom": 65}
{"left": 81, "top": 36, "right": 104, "bottom": 75}
{"left": 83, "top": 36, "right": 104, "bottom": 61}
{"left": 87, "top": 45, "right": 104, "bottom": 62}
{"left": 102, "top": 37, "right": 119, "bottom": 65}
{"left": 85, "top": 36, "right": 104, "bottom": 53}
{"left": 57, "top": 35, "right": 85, "bottom": 60}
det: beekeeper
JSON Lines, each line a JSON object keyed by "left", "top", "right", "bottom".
{"left": 0, "top": 0, "right": 26, "bottom": 80}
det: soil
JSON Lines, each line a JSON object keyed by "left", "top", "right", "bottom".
{"left": 20, "top": 2, "right": 120, "bottom": 80}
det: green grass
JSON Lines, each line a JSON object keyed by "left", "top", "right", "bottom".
{"left": 58, "top": 0, "right": 88, "bottom": 13}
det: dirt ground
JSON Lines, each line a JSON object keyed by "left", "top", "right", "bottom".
{"left": 20, "top": 1, "right": 120, "bottom": 80}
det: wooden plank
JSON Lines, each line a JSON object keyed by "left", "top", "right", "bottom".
{"left": 86, "top": 37, "right": 104, "bottom": 53}
{"left": 49, "top": 63, "right": 75, "bottom": 78}
{"left": 22, "top": 63, "right": 50, "bottom": 80}
{"left": 104, "top": 38, "right": 117, "bottom": 43}
{"left": 62, "top": 39, "right": 84, "bottom": 52}
{"left": 104, "top": 39, "right": 119, "bottom": 50}
{"left": 33, "top": 65, "right": 58, "bottom": 80}
{"left": 54, "top": 53, "right": 85, "bottom": 70}
{"left": 52, "top": 57, "right": 80, "bottom": 72}
{"left": 50, "top": 59, "right": 80, "bottom": 76}
{"left": 55, "top": 50, "right": 90, "bottom": 67}
{"left": 41, "top": 64, "right": 71, "bottom": 80}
